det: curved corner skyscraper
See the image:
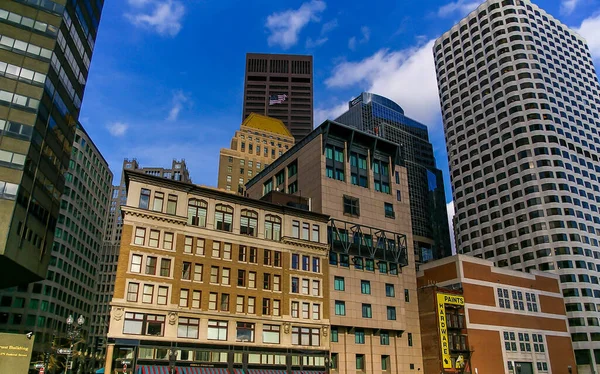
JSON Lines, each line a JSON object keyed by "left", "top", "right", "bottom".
{"left": 336, "top": 92, "right": 452, "bottom": 263}
{"left": 435, "top": 0, "right": 600, "bottom": 370}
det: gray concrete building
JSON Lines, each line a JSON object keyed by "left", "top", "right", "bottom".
{"left": 0, "top": 124, "right": 112, "bottom": 369}
{"left": 435, "top": 0, "right": 600, "bottom": 372}
{"left": 0, "top": 0, "right": 105, "bottom": 287}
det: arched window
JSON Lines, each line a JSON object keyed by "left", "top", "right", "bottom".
{"left": 215, "top": 204, "right": 233, "bottom": 232}
{"left": 187, "top": 199, "right": 207, "bottom": 227}
{"left": 240, "top": 209, "right": 258, "bottom": 236}
{"left": 265, "top": 215, "right": 282, "bottom": 241}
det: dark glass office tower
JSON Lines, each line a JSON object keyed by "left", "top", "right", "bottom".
{"left": 243, "top": 53, "right": 313, "bottom": 141}
{"left": 0, "top": 0, "right": 104, "bottom": 287}
{"left": 335, "top": 92, "right": 452, "bottom": 263}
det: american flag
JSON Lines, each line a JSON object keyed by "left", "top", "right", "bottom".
{"left": 269, "top": 94, "right": 287, "bottom": 105}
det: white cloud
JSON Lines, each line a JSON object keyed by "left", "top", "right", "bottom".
{"left": 360, "top": 26, "right": 370, "bottom": 43}
{"left": 574, "top": 13, "right": 600, "bottom": 61}
{"left": 126, "top": 0, "right": 185, "bottom": 37}
{"left": 437, "top": 0, "right": 480, "bottom": 18}
{"left": 348, "top": 36, "right": 357, "bottom": 51}
{"left": 348, "top": 26, "right": 370, "bottom": 50}
{"left": 325, "top": 40, "right": 441, "bottom": 126}
{"left": 127, "top": 0, "right": 152, "bottom": 7}
{"left": 321, "top": 19, "right": 338, "bottom": 35}
{"left": 167, "top": 91, "right": 190, "bottom": 121}
{"left": 560, "top": 0, "right": 582, "bottom": 15}
{"left": 446, "top": 201, "right": 456, "bottom": 255}
{"left": 306, "top": 37, "right": 328, "bottom": 49}
{"left": 314, "top": 100, "right": 349, "bottom": 125}
{"left": 266, "top": 0, "right": 326, "bottom": 49}
{"left": 106, "top": 122, "right": 128, "bottom": 137}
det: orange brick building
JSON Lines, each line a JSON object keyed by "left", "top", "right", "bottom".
{"left": 417, "top": 255, "right": 576, "bottom": 374}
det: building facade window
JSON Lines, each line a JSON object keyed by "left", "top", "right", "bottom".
{"left": 187, "top": 199, "right": 207, "bottom": 226}
{"left": 240, "top": 209, "right": 258, "bottom": 236}
{"left": 265, "top": 215, "right": 282, "bottom": 240}
{"left": 207, "top": 320, "right": 228, "bottom": 341}
{"left": 343, "top": 195, "right": 360, "bottom": 216}
{"left": 215, "top": 204, "right": 233, "bottom": 231}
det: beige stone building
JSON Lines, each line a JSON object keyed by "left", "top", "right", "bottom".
{"left": 246, "top": 120, "right": 424, "bottom": 373}
{"left": 105, "top": 170, "right": 330, "bottom": 374}
{"left": 217, "top": 113, "right": 294, "bottom": 192}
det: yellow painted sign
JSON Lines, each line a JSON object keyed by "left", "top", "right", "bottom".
{"left": 437, "top": 293, "right": 465, "bottom": 369}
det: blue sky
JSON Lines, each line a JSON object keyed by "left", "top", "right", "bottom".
{"left": 80, "top": 0, "right": 600, "bottom": 210}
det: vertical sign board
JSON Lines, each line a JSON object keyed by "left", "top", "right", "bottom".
{"left": 437, "top": 293, "right": 465, "bottom": 369}
{"left": 0, "top": 332, "right": 35, "bottom": 373}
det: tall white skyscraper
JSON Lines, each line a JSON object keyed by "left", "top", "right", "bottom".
{"left": 435, "top": 0, "right": 600, "bottom": 371}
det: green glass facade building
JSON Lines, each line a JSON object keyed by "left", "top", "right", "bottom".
{"left": 0, "top": 0, "right": 104, "bottom": 287}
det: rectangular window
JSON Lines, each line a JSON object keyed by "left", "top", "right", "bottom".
{"left": 312, "top": 280, "right": 320, "bottom": 296}
{"left": 193, "top": 264, "right": 203, "bottom": 282}
{"left": 386, "top": 284, "right": 395, "bottom": 297}
{"left": 264, "top": 249, "right": 272, "bottom": 265}
{"left": 134, "top": 228, "right": 145, "bottom": 245}
{"left": 238, "top": 270, "right": 246, "bottom": 287}
{"left": 362, "top": 304, "right": 372, "bottom": 318}
{"left": 408, "top": 332, "right": 413, "bottom": 346}
{"left": 222, "top": 268, "right": 231, "bottom": 285}
{"left": 123, "top": 312, "right": 143, "bottom": 335}
{"left": 130, "top": 254, "right": 142, "bottom": 273}
{"left": 179, "top": 289, "right": 189, "bottom": 307}
{"left": 334, "top": 276, "right": 345, "bottom": 291}
{"left": 302, "top": 223, "right": 310, "bottom": 240}
{"left": 384, "top": 203, "right": 395, "bottom": 218}
{"left": 355, "top": 329, "right": 365, "bottom": 344}
{"left": 263, "top": 273, "right": 271, "bottom": 290}
{"left": 248, "top": 297, "right": 255, "bottom": 314}
{"left": 335, "top": 300, "right": 346, "bottom": 315}
{"left": 209, "top": 293, "right": 217, "bottom": 310}
{"left": 182, "top": 262, "right": 191, "bottom": 280}
{"left": 148, "top": 230, "right": 160, "bottom": 248}
{"left": 343, "top": 195, "right": 360, "bottom": 216}
{"left": 248, "top": 272, "right": 256, "bottom": 288}
{"left": 291, "top": 301, "right": 299, "bottom": 318}
{"left": 380, "top": 331, "right": 390, "bottom": 345}
{"left": 192, "top": 290, "right": 201, "bottom": 309}
{"left": 292, "top": 254, "right": 299, "bottom": 269}
{"left": 163, "top": 232, "right": 173, "bottom": 250}
{"left": 312, "top": 225, "right": 319, "bottom": 242}
{"left": 497, "top": 288, "right": 511, "bottom": 308}
{"left": 249, "top": 247, "right": 257, "bottom": 263}
{"left": 221, "top": 293, "right": 230, "bottom": 311}
{"left": 178, "top": 317, "right": 199, "bottom": 339}
{"left": 157, "top": 286, "right": 168, "bottom": 305}
{"left": 239, "top": 246, "right": 247, "bottom": 262}
{"left": 153, "top": 192, "right": 164, "bottom": 212}
{"left": 301, "top": 279, "right": 309, "bottom": 295}
{"left": 312, "top": 304, "right": 320, "bottom": 320}
{"left": 361, "top": 280, "right": 371, "bottom": 294}
{"left": 356, "top": 354, "right": 365, "bottom": 371}
{"left": 236, "top": 322, "right": 255, "bottom": 342}
{"left": 160, "top": 259, "right": 171, "bottom": 277}
{"left": 274, "top": 275, "right": 281, "bottom": 292}
{"left": 145, "top": 256, "right": 157, "bottom": 275}
{"left": 312, "top": 257, "right": 320, "bottom": 272}
{"left": 207, "top": 320, "right": 228, "bottom": 341}
{"left": 236, "top": 296, "right": 244, "bottom": 313}
{"left": 292, "top": 220, "right": 300, "bottom": 238}
{"left": 196, "top": 238, "right": 205, "bottom": 255}
{"left": 302, "top": 255, "right": 310, "bottom": 271}
{"left": 262, "top": 324, "right": 280, "bottom": 344}
{"left": 263, "top": 298, "right": 271, "bottom": 315}
{"left": 404, "top": 289, "right": 410, "bottom": 302}
{"left": 274, "top": 251, "right": 282, "bottom": 267}
{"left": 387, "top": 306, "right": 397, "bottom": 320}
{"left": 139, "top": 189, "right": 150, "bottom": 209}
{"left": 273, "top": 299, "right": 280, "bottom": 316}
{"left": 210, "top": 266, "right": 219, "bottom": 284}
{"left": 212, "top": 242, "right": 220, "bottom": 258}
{"left": 167, "top": 194, "right": 177, "bottom": 214}
{"left": 223, "top": 243, "right": 232, "bottom": 260}
{"left": 291, "top": 277, "right": 299, "bottom": 293}
{"left": 382, "top": 355, "right": 390, "bottom": 371}
{"left": 142, "top": 285, "right": 154, "bottom": 303}
{"left": 302, "top": 302, "right": 310, "bottom": 319}
{"left": 145, "top": 315, "right": 165, "bottom": 336}
{"left": 126, "top": 283, "right": 139, "bottom": 302}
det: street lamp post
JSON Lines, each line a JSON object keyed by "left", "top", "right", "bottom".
{"left": 65, "top": 315, "right": 85, "bottom": 374}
